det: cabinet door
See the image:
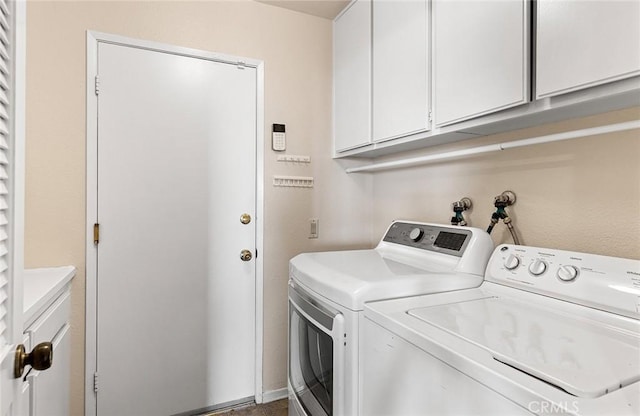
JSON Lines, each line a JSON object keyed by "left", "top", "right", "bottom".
{"left": 536, "top": 0, "right": 640, "bottom": 99}
{"left": 434, "top": 0, "right": 529, "bottom": 126}
{"left": 25, "top": 292, "right": 70, "bottom": 416}
{"left": 32, "top": 324, "right": 70, "bottom": 416}
{"left": 372, "top": 0, "right": 429, "bottom": 142}
{"left": 334, "top": 0, "right": 371, "bottom": 152}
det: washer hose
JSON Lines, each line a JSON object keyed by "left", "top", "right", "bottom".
{"left": 503, "top": 216, "right": 521, "bottom": 245}
{"left": 486, "top": 203, "right": 521, "bottom": 245}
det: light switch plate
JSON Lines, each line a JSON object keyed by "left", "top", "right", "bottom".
{"left": 309, "top": 218, "right": 319, "bottom": 239}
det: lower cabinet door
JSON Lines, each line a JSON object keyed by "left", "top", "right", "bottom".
{"left": 32, "top": 324, "right": 70, "bottom": 416}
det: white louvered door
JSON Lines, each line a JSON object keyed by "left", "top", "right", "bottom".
{"left": 0, "top": 0, "right": 25, "bottom": 415}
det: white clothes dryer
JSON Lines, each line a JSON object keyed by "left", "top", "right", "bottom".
{"left": 362, "top": 244, "right": 640, "bottom": 416}
{"left": 287, "top": 221, "right": 494, "bottom": 416}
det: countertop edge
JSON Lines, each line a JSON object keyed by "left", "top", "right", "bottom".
{"left": 23, "top": 266, "right": 76, "bottom": 328}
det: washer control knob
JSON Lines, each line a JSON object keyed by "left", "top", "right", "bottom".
{"left": 557, "top": 265, "right": 579, "bottom": 282}
{"left": 504, "top": 254, "right": 520, "bottom": 270}
{"left": 528, "top": 259, "right": 548, "bottom": 276}
{"left": 409, "top": 227, "right": 424, "bottom": 242}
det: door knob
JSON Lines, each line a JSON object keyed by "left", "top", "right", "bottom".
{"left": 240, "top": 213, "right": 252, "bottom": 224}
{"left": 240, "top": 249, "right": 253, "bottom": 262}
{"left": 14, "top": 342, "right": 53, "bottom": 378}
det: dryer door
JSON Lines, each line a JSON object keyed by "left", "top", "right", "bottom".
{"left": 289, "top": 285, "right": 344, "bottom": 416}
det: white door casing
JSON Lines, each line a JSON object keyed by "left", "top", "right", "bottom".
{"left": 0, "top": 0, "right": 26, "bottom": 415}
{"left": 85, "top": 33, "right": 265, "bottom": 416}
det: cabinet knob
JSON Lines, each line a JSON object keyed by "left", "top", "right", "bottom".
{"left": 14, "top": 342, "right": 53, "bottom": 378}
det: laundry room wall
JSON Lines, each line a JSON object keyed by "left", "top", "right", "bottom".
{"left": 370, "top": 107, "right": 640, "bottom": 260}
{"left": 24, "top": 1, "right": 371, "bottom": 414}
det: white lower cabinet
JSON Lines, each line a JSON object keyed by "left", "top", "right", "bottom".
{"left": 433, "top": 0, "right": 529, "bottom": 126}
{"left": 22, "top": 290, "right": 72, "bottom": 416}
{"left": 536, "top": 0, "right": 640, "bottom": 99}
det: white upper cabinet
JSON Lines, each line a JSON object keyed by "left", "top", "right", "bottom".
{"left": 433, "top": 0, "right": 529, "bottom": 126}
{"left": 334, "top": 0, "right": 372, "bottom": 152}
{"left": 333, "top": 0, "right": 640, "bottom": 158}
{"left": 536, "top": 0, "right": 640, "bottom": 99}
{"left": 372, "top": 0, "right": 430, "bottom": 142}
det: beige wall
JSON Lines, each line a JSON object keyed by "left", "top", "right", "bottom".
{"left": 371, "top": 107, "right": 640, "bottom": 260}
{"left": 25, "top": 1, "right": 371, "bottom": 414}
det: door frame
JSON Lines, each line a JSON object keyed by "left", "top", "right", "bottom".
{"left": 84, "top": 31, "right": 265, "bottom": 416}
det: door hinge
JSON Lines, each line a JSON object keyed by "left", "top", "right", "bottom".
{"left": 236, "top": 61, "right": 246, "bottom": 70}
{"left": 428, "top": 111, "right": 433, "bottom": 123}
{"left": 94, "top": 223, "right": 100, "bottom": 245}
{"left": 95, "top": 75, "right": 100, "bottom": 95}
{"left": 94, "top": 372, "right": 99, "bottom": 393}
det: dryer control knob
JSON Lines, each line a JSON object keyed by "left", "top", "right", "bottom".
{"left": 409, "top": 228, "right": 424, "bottom": 242}
{"left": 557, "top": 265, "right": 579, "bottom": 282}
{"left": 504, "top": 254, "right": 520, "bottom": 270}
{"left": 529, "top": 259, "right": 548, "bottom": 276}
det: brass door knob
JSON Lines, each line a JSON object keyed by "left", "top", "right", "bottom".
{"left": 14, "top": 342, "right": 53, "bottom": 378}
{"left": 240, "top": 213, "right": 251, "bottom": 224}
{"left": 240, "top": 249, "right": 253, "bottom": 262}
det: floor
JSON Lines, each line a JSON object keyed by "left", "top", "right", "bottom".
{"left": 208, "top": 399, "right": 288, "bottom": 416}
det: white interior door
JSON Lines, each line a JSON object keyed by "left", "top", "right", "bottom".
{"left": 0, "top": 0, "right": 25, "bottom": 414}
{"left": 94, "top": 42, "right": 257, "bottom": 415}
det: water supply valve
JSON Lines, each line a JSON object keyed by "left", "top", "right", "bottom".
{"left": 451, "top": 197, "right": 472, "bottom": 226}
{"left": 494, "top": 191, "right": 516, "bottom": 208}
{"left": 486, "top": 190, "right": 521, "bottom": 245}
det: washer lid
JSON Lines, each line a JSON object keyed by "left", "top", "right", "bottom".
{"left": 290, "top": 250, "right": 482, "bottom": 311}
{"left": 408, "top": 297, "right": 640, "bottom": 398}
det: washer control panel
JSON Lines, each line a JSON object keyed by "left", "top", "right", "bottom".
{"left": 487, "top": 244, "right": 640, "bottom": 319}
{"left": 382, "top": 221, "right": 473, "bottom": 257}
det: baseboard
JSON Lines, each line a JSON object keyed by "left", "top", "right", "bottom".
{"left": 262, "top": 387, "right": 288, "bottom": 403}
{"left": 172, "top": 396, "right": 254, "bottom": 416}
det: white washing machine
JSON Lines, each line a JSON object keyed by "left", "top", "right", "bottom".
{"left": 287, "top": 221, "right": 494, "bottom": 416}
{"left": 362, "top": 244, "right": 640, "bottom": 415}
